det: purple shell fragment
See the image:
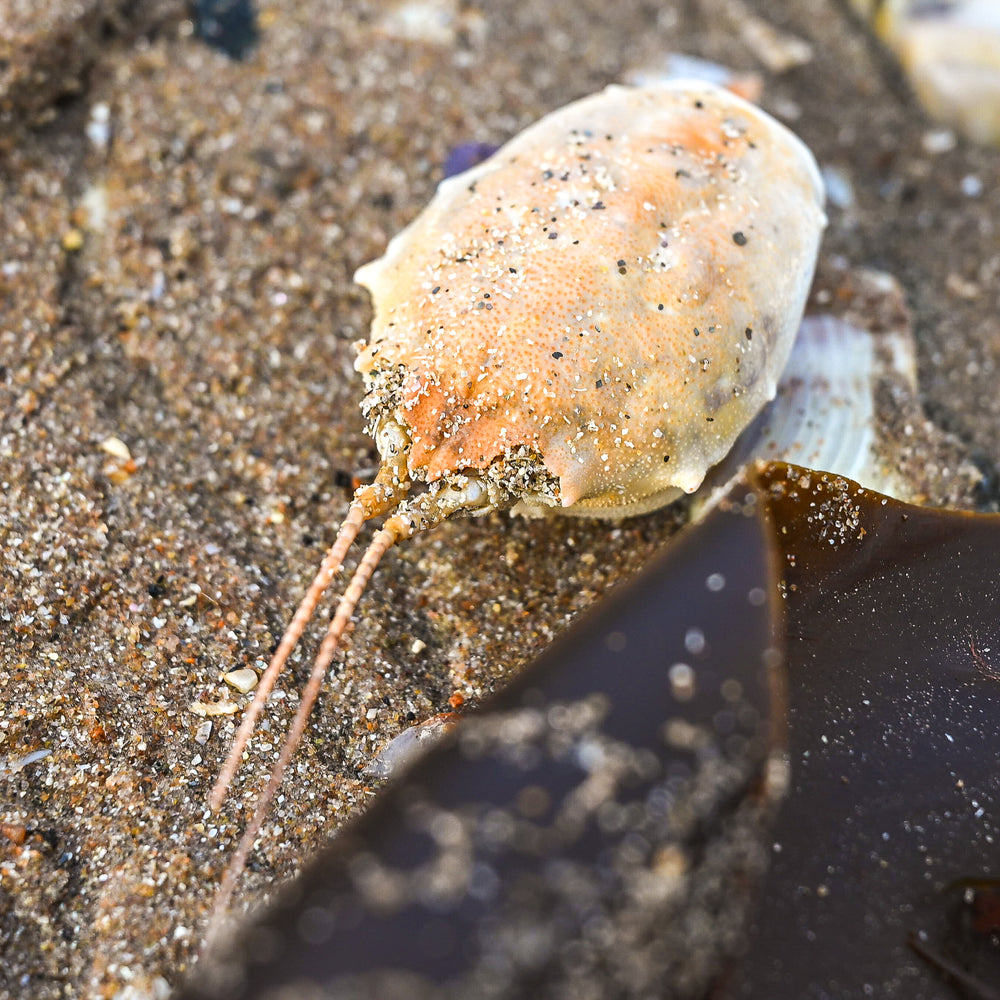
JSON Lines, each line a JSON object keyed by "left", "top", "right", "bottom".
{"left": 441, "top": 142, "right": 499, "bottom": 180}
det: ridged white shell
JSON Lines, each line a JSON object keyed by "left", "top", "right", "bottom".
{"left": 708, "top": 313, "right": 904, "bottom": 489}
{"left": 698, "top": 305, "right": 977, "bottom": 506}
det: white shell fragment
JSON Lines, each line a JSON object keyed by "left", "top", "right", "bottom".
{"left": 698, "top": 267, "right": 981, "bottom": 508}
{"left": 190, "top": 699, "right": 240, "bottom": 717}
{"left": 752, "top": 315, "right": 889, "bottom": 480}
{"left": 361, "top": 713, "right": 458, "bottom": 781}
{"left": 702, "top": 314, "right": 911, "bottom": 500}
{"left": 355, "top": 81, "right": 826, "bottom": 519}
{"left": 0, "top": 748, "right": 52, "bottom": 778}
{"left": 623, "top": 53, "right": 763, "bottom": 104}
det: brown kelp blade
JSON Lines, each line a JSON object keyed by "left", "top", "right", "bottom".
{"left": 723, "top": 463, "right": 1000, "bottom": 998}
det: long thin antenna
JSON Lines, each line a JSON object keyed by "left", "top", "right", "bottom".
{"left": 205, "top": 518, "right": 410, "bottom": 939}
{"left": 210, "top": 470, "right": 407, "bottom": 813}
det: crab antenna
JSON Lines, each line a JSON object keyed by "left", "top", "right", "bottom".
{"left": 206, "top": 476, "right": 496, "bottom": 938}
{"left": 209, "top": 466, "right": 407, "bottom": 813}
{"left": 205, "top": 513, "right": 415, "bottom": 939}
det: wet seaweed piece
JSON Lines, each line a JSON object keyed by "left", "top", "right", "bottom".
{"left": 726, "top": 463, "right": 1000, "bottom": 999}
{"left": 179, "top": 493, "right": 783, "bottom": 1000}
{"left": 192, "top": 0, "right": 259, "bottom": 60}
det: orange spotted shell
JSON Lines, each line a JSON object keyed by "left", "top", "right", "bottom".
{"left": 354, "top": 81, "right": 826, "bottom": 518}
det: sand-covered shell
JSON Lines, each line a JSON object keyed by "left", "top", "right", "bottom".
{"left": 354, "top": 81, "right": 826, "bottom": 518}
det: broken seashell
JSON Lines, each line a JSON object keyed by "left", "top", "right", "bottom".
{"left": 699, "top": 267, "right": 979, "bottom": 508}
{"left": 361, "top": 712, "right": 458, "bottom": 781}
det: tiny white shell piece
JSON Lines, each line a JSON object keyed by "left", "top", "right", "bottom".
{"left": 623, "top": 53, "right": 763, "bottom": 103}
{"left": 1, "top": 748, "right": 52, "bottom": 777}
{"left": 355, "top": 82, "right": 826, "bottom": 517}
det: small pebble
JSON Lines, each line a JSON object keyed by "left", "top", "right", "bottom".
{"left": 378, "top": 0, "right": 461, "bottom": 46}
{"left": 961, "top": 174, "right": 984, "bottom": 198}
{"left": 738, "top": 6, "right": 813, "bottom": 73}
{"left": 223, "top": 668, "right": 259, "bottom": 693}
{"left": 62, "top": 229, "right": 84, "bottom": 252}
{"left": 820, "top": 165, "right": 854, "bottom": 210}
{"left": 921, "top": 127, "right": 957, "bottom": 154}
{"left": 946, "top": 272, "right": 980, "bottom": 299}
{"left": 86, "top": 103, "right": 112, "bottom": 150}
{"left": 1, "top": 823, "right": 27, "bottom": 846}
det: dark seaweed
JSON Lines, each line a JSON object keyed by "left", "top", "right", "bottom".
{"left": 726, "top": 465, "right": 1000, "bottom": 999}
